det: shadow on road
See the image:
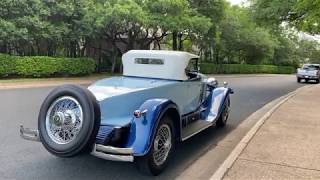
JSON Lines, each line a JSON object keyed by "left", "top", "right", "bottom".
{"left": 14, "top": 125, "right": 235, "bottom": 180}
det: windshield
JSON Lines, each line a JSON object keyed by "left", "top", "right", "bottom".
{"left": 302, "top": 65, "right": 320, "bottom": 70}
{"left": 186, "top": 58, "right": 199, "bottom": 73}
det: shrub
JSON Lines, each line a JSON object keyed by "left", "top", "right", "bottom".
{"left": 61, "top": 58, "right": 96, "bottom": 76}
{"left": 200, "top": 63, "right": 295, "bottom": 74}
{"left": 0, "top": 54, "right": 96, "bottom": 78}
{"left": 0, "top": 54, "right": 17, "bottom": 77}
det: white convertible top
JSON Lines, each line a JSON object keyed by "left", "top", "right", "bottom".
{"left": 122, "top": 50, "right": 199, "bottom": 80}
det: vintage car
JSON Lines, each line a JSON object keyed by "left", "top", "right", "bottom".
{"left": 20, "top": 50, "right": 233, "bottom": 175}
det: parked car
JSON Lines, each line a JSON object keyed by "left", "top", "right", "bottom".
{"left": 20, "top": 50, "right": 233, "bottom": 175}
{"left": 297, "top": 64, "right": 320, "bottom": 83}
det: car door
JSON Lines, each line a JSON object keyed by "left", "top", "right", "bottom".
{"left": 184, "top": 58, "right": 203, "bottom": 113}
{"left": 185, "top": 78, "right": 202, "bottom": 112}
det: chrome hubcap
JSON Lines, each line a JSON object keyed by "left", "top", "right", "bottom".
{"left": 45, "top": 96, "right": 83, "bottom": 144}
{"left": 153, "top": 124, "right": 172, "bottom": 166}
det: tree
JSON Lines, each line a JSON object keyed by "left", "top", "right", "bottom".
{"left": 188, "top": 0, "right": 226, "bottom": 61}
{"left": 0, "top": 0, "right": 49, "bottom": 55}
{"left": 218, "top": 6, "right": 278, "bottom": 64}
{"left": 250, "top": 0, "right": 296, "bottom": 29}
{"left": 43, "top": 0, "right": 97, "bottom": 57}
{"left": 147, "top": 0, "right": 212, "bottom": 51}
{"left": 0, "top": 0, "right": 310, "bottom": 73}
{"left": 295, "top": 40, "right": 320, "bottom": 64}
{"left": 290, "top": 0, "right": 320, "bottom": 34}
{"left": 250, "top": 0, "right": 320, "bottom": 34}
{"left": 0, "top": 0, "right": 97, "bottom": 57}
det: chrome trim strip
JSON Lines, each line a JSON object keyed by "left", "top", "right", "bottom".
{"left": 91, "top": 151, "right": 134, "bottom": 162}
{"left": 91, "top": 144, "right": 134, "bottom": 162}
{"left": 95, "top": 144, "right": 133, "bottom": 155}
{"left": 20, "top": 125, "right": 40, "bottom": 142}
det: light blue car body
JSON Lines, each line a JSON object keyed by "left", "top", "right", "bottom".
{"left": 88, "top": 75, "right": 233, "bottom": 156}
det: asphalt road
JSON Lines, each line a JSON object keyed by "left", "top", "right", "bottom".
{"left": 0, "top": 75, "right": 305, "bottom": 180}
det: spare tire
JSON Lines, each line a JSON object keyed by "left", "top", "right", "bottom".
{"left": 38, "top": 84, "right": 100, "bottom": 157}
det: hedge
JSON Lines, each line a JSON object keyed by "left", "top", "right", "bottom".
{"left": 200, "top": 63, "right": 295, "bottom": 74}
{"left": 0, "top": 54, "right": 16, "bottom": 77}
{"left": 0, "top": 54, "right": 96, "bottom": 78}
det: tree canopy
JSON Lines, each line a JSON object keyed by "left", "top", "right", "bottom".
{"left": 0, "top": 0, "right": 319, "bottom": 72}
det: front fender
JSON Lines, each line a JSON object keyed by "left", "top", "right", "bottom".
{"left": 213, "top": 87, "right": 233, "bottom": 115}
{"left": 125, "top": 99, "right": 180, "bottom": 156}
{"left": 202, "top": 87, "right": 233, "bottom": 121}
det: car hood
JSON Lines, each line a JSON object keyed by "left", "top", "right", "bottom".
{"left": 88, "top": 76, "right": 177, "bottom": 101}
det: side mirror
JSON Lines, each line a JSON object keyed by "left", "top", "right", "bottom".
{"left": 207, "top": 78, "right": 218, "bottom": 88}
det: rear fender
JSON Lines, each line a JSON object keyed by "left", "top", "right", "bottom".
{"left": 125, "top": 99, "right": 180, "bottom": 156}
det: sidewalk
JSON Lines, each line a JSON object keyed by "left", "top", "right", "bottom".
{"left": 223, "top": 85, "right": 320, "bottom": 180}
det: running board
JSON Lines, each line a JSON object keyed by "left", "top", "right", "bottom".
{"left": 181, "top": 120, "right": 213, "bottom": 141}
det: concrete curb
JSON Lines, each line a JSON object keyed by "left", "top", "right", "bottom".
{"left": 209, "top": 85, "right": 311, "bottom": 180}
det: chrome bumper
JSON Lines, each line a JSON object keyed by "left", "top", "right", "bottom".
{"left": 91, "top": 144, "right": 134, "bottom": 162}
{"left": 20, "top": 125, "right": 40, "bottom": 142}
{"left": 297, "top": 74, "right": 319, "bottom": 79}
{"left": 20, "top": 125, "right": 134, "bottom": 162}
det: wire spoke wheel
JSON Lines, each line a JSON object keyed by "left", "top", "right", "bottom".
{"left": 135, "top": 116, "right": 175, "bottom": 176}
{"left": 45, "top": 96, "right": 83, "bottom": 144}
{"left": 38, "top": 85, "right": 100, "bottom": 157}
{"left": 222, "top": 103, "right": 230, "bottom": 123}
{"left": 217, "top": 97, "right": 230, "bottom": 127}
{"left": 153, "top": 124, "right": 172, "bottom": 166}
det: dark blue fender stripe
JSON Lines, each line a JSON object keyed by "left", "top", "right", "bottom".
{"left": 182, "top": 87, "right": 233, "bottom": 124}
{"left": 125, "top": 99, "right": 180, "bottom": 156}
{"left": 95, "top": 87, "right": 233, "bottom": 156}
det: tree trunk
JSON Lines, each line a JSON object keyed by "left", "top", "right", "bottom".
{"left": 111, "top": 46, "right": 118, "bottom": 74}
{"left": 0, "top": 42, "right": 8, "bottom": 53}
{"left": 48, "top": 41, "right": 54, "bottom": 56}
{"left": 157, "top": 41, "right": 161, "bottom": 50}
{"left": 215, "top": 48, "right": 220, "bottom": 64}
{"left": 178, "top": 33, "right": 183, "bottom": 51}
{"left": 81, "top": 39, "right": 88, "bottom": 57}
{"left": 172, "top": 32, "right": 178, "bottom": 50}
{"left": 73, "top": 41, "right": 77, "bottom": 57}
{"left": 97, "top": 42, "right": 102, "bottom": 73}
{"left": 127, "top": 31, "right": 135, "bottom": 51}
